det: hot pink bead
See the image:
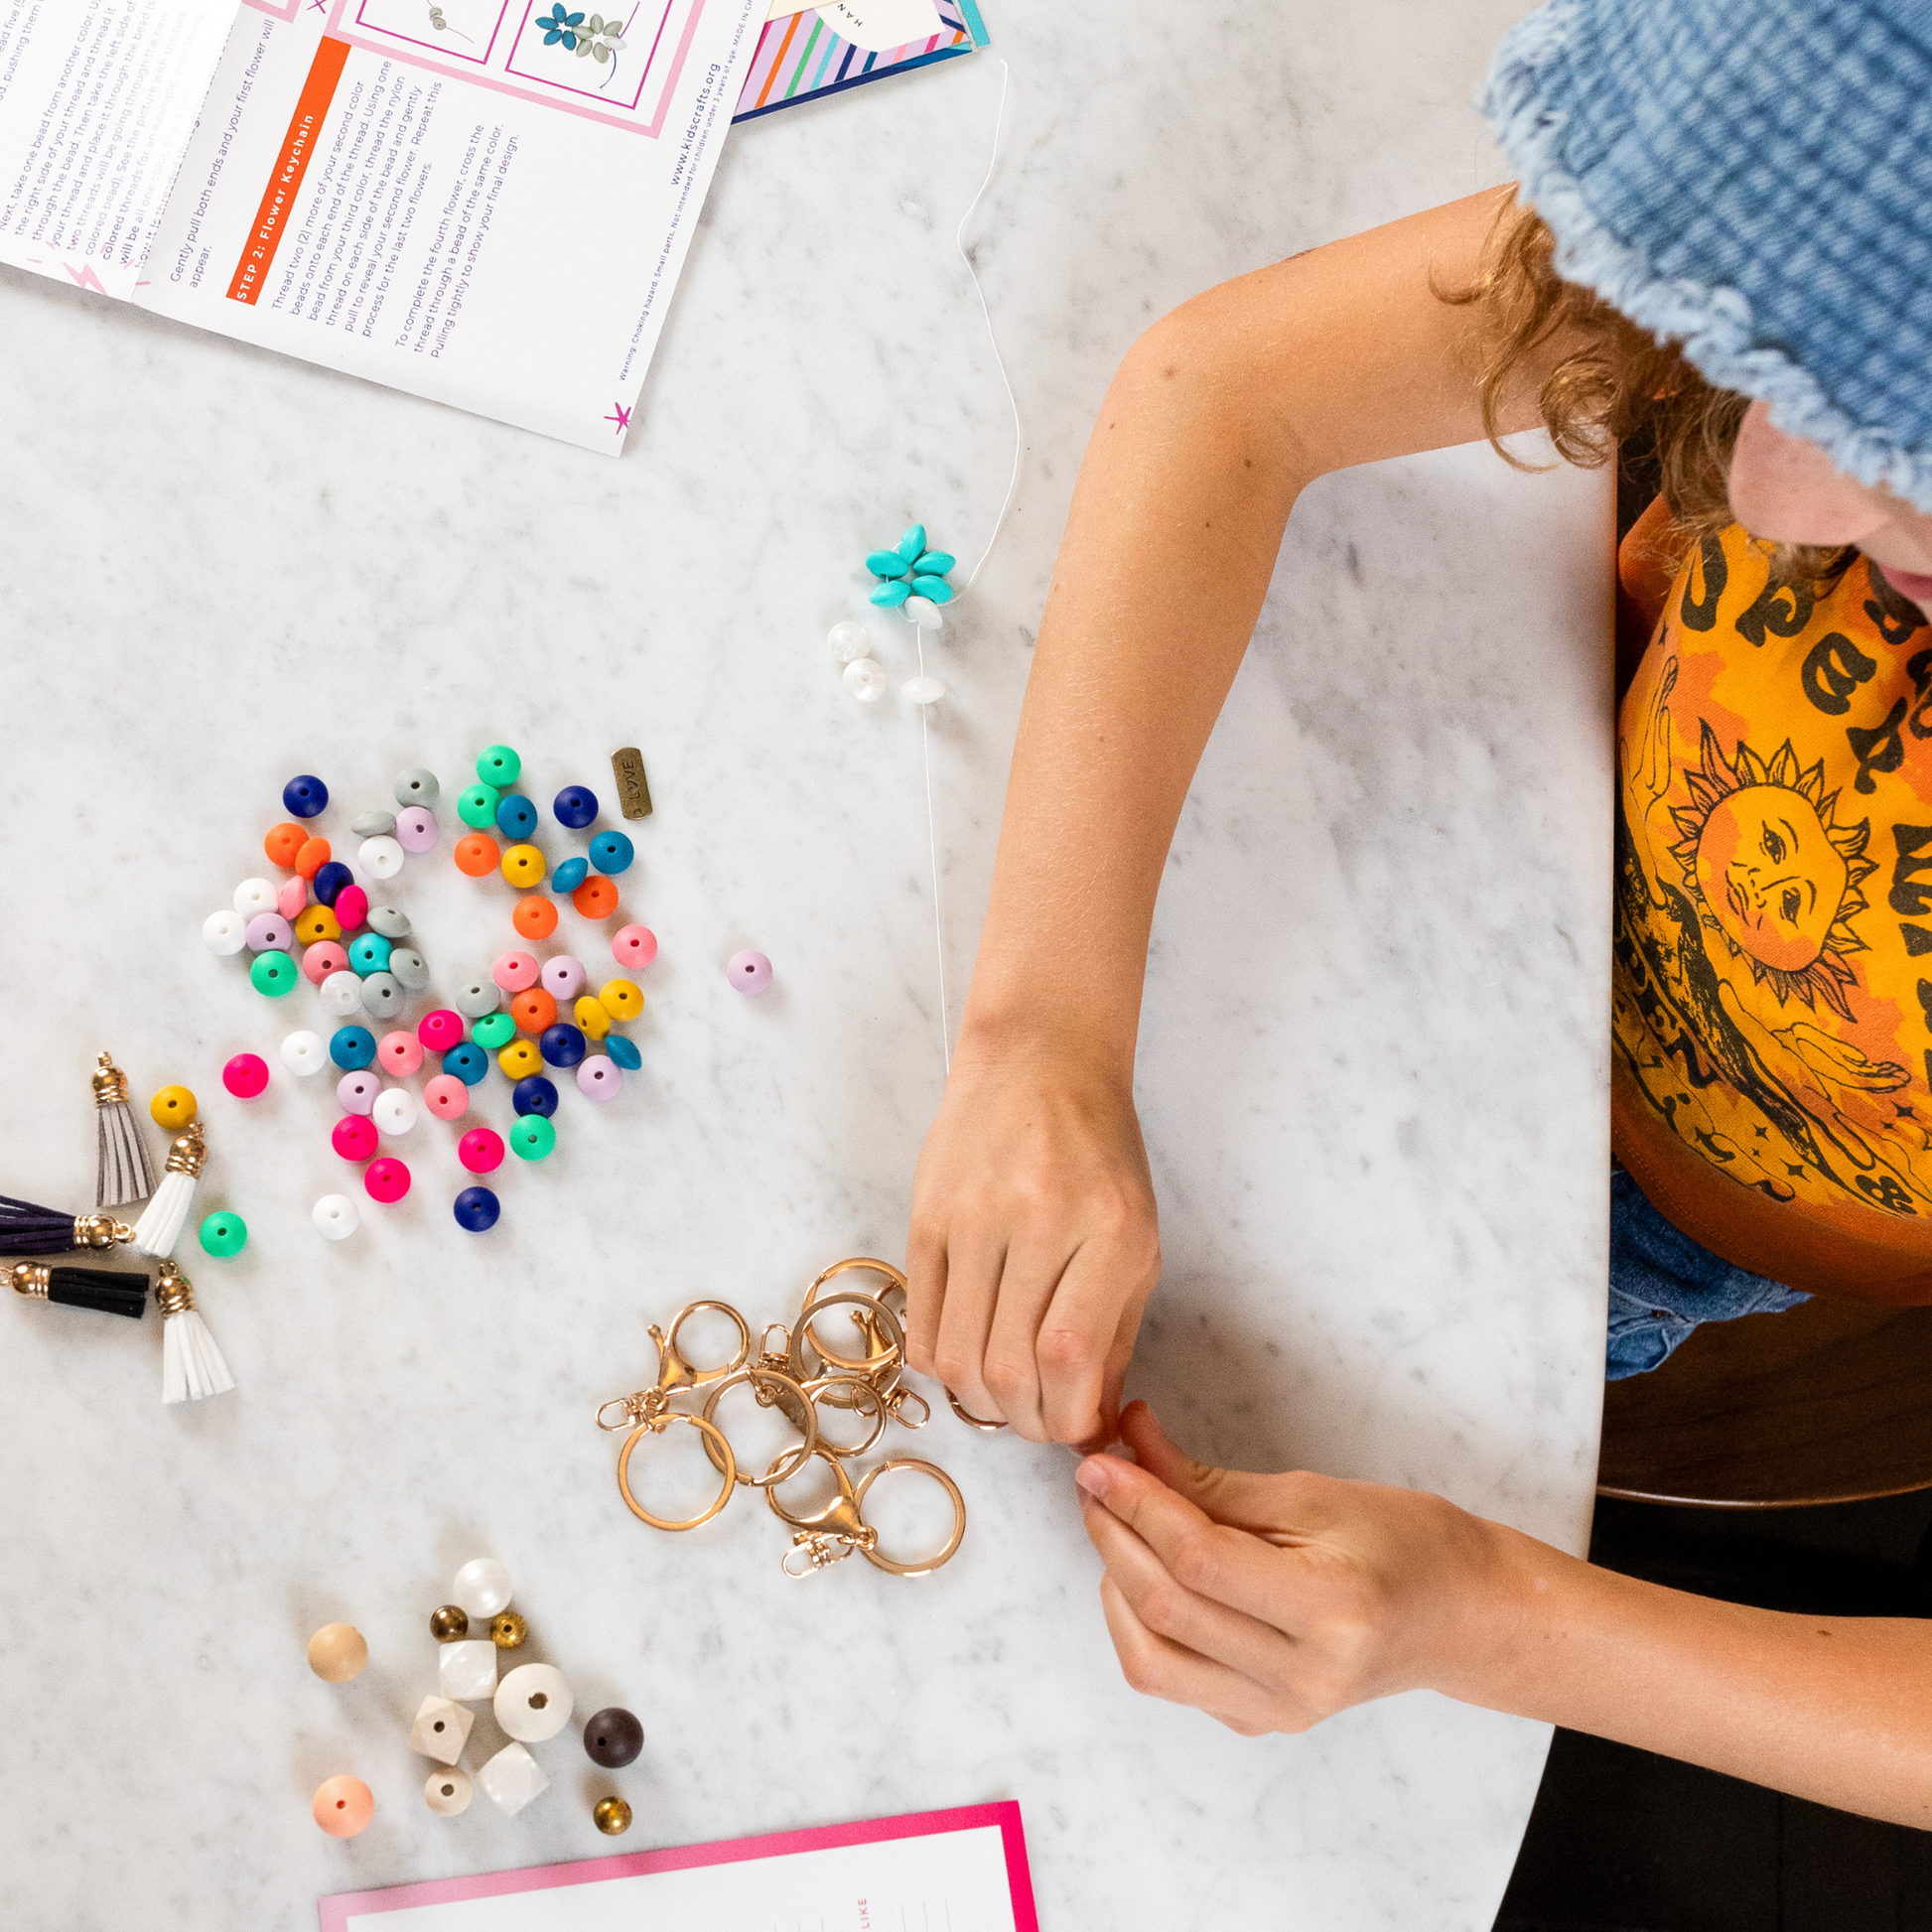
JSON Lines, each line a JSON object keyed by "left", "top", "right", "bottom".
{"left": 612, "top": 924, "right": 657, "bottom": 971}
{"left": 423, "top": 1074, "right": 470, "bottom": 1121}
{"left": 378, "top": 1030, "right": 424, "bottom": 1076}
{"left": 576, "top": 1055, "right": 621, "bottom": 1102}
{"left": 334, "top": 884, "right": 369, "bottom": 933}
{"left": 222, "top": 1053, "right": 269, "bottom": 1099}
{"left": 491, "top": 949, "right": 540, "bottom": 993}
{"left": 458, "top": 1127, "right": 505, "bottom": 1173}
{"left": 395, "top": 806, "right": 438, "bottom": 853}
{"left": 337, "top": 1070, "right": 379, "bottom": 1115}
{"left": 540, "top": 955, "right": 587, "bottom": 1001}
{"left": 303, "top": 940, "right": 349, "bottom": 986}
{"left": 333, "top": 1115, "right": 379, "bottom": 1161}
{"left": 246, "top": 912, "right": 293, "bottom": 953}
{"left": 364, "top": 1157, "right": 411, "bottom": 1203}
{"left": 419, "top": 1010, "right": 465, "bottom": 1052}
{"left": 726, "top": 949, "right": 772, "bottom": 994}
{"left": 277, "top": 876, "right": 309, "bottom": 920}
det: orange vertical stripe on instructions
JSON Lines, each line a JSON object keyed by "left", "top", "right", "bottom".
{"left": 226, "top": 36, "right": 350, "bottom": 305}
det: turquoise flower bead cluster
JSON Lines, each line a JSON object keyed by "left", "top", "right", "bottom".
{"left": 866, "top": 525, "right": 956, "bottom": 610}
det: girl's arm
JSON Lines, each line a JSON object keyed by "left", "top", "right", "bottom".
{"left": 1078, "top": 1405, "right": 1932, "bottom": 1826}
{"left": 906, "top": 187, "right": 1561, "bottom": 1442}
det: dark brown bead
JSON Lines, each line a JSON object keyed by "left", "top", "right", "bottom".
{"left": 582, "top": 1706, "right": 643, "bottom": 1767}
{"left": 429, "top": 1603, "right": 469, "bottom": 1643}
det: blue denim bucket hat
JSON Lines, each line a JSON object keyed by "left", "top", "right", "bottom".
{"left": 1484, "top": 0, "right": 1932, "bottom": 510}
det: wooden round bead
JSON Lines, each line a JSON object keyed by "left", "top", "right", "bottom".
{"left": 494, "top": 1663, "right": 572, "bottom": 1741}
{"left": 425, "top": 1767, "right": 474, "bottom": 1817}
{"left": 307, "top": 1622, "right": 368, "bottom": 1683}
{"left": 582, "top": 1707, "right": 643, "bottom": 1767}
{"left": 313, "top": 1775, "right": 373, "bottom": 1838}
{"left": 429, "top": 1603, "right": 469, "bottom": 1642}
{"left": 572, "top": 876, "right": 620, "bottom": 919}
{"left": 513, "top": 895, "right": 558, "bottom": 941}
{"left": 594, "top": 1796, "right": 632, "bottom": 1836}
{"left": 454, "top": 832, "right": 500, "bottom": 878}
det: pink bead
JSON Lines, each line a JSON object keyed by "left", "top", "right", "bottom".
{"left": 332, "top": 1115, "right": 379, "bottom": 1162}
{"left": 395, "top": 806, "right": 438, "bottom": 853}
{"left": 245, "top": 912, "right": 293, "bottom": 953}
{"left": 364, "top": 1157, "right": 411, "bottom": 1203}
{"left": 492, "top": 949, "right": 540, "bottom": 993}
{"left": 303, "top": 940, "right": 349, "bottom": 986}
{"left": 337, "top": 1070, "right": 380, "bottom": 1115}
{"left": 277, "top": 876, "right": 309, "bottom": 920}
{"left": 378, "top": 1030, "right": 424, "bottom": 1076}
{"left": 423, "top": 1074, "right": 470, "bottom": 1121}
{"left": 612, "top": 924, "right": 657, "bottom": 971}
{"left": 576, "top": 1055, "right": 622, "bottom": 1102}
{"left": 540, "top": 955, "right": 587, "bottom": 1001}
{"left": 313, "top": 1774, "right": 374, "bottom": 1839}
{"left": 459, "top": 1127, "right": 505, "bottom": 1173}
{"left": 726, "top": 949, "right": 772, "bottom": 994}
{"left": 222, "top": 1053, "right": 269, "bottom": 1099}
{"left": 419, "top": 1010, "right": 465, "bottom": 1052}
{"left": 334, "top": 884, "right": 369, "bottom": 933}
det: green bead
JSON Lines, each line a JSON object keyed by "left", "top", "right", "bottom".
{"left": 198, "top": 1212, "right": 247, "bottom": 1258}
{"left": 250, "top": 951, "right": 297, "bottom": 997}
{"left": 457, "top": 782, "right": 502, "bottom": 829}
{"left": 508, "top": 1114, "right": 556, "bottom": 1162}
{"left": 477, "top": 745, "right": 522, "bottom": 786}
{"left": 472, "top": 1012, "right": 516, "bottom": 1050}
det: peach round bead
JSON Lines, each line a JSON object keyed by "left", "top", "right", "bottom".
{"left": 313, "top": 1775, "right": 374, "bottom": 1838}
{"left": 307, "top": 1622, "right": 369, "bottom": 1683}
{"left": 295, "top": 836, "right": 333, "bottom": 881}
{"left": 378, "top": 1030, "right": 424, "bottom": 1077}
{"left": 424, "top": 1074, "right": 470, "bottom": 1122}
{"left": 277, "top": 876, "right": 309, "bottom": 921}
{"left": 612, "top": 924, "right": 657, "bottom": 971}
{"left": 541, "top": 955, "right": 587, "bottom": 1001}
{"left": 512, "top": 896, "right": 558, "bottom": 941}
{"left": 492, "top": 949, "right": 540, "bottom": 994}
{"left": 303, "top": 941, "right": 350, "bottom": 986}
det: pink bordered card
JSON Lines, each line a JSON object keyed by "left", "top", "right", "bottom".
{"left": 318, "top": 1799, "right": 1037, "bottom": 1930}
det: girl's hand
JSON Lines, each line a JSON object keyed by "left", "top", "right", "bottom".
{"left": 1075, "top": 1403, "right": 1526, "bottom": 1731}
{"left": 904, "top": 1034, "right": 1161, "bottom": 1447}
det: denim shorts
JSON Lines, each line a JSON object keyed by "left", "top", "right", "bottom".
{"left": 1607, "top": 1168, "right": 1810, "bottom": 1380}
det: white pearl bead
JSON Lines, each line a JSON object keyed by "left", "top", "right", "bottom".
{"left": 843, "top": 658, "right": 888, "bottom": 702}
{"left": 319, "top": 970, "right": 364, "bottom": 1017}
{"left": 281, "top": 1030, "right": 327, "bottom": 1076}
{"left": 203, "top": 909, "right": 246, "bottom": 955}
{"left": 902, "top": 675, "right": 945, "bottom": 706}
{"left": 452, "top": 1557, "right": 513, "bottom": 1618}
{"left": 902, "top": 595, "right": 944, "bottom": 629}
{"left": 358, "top": 835, "right": 405, "bottom": 880}
{"left": 313, "top": 1193, "right": 359, "bottom": 1240}
{"left": 476, "top": 1741, "right": 549, "bottom": 1816}
{"left": 494, "top": 1663, "right": 573, "bottom": 1742}
{"left": 424, "top": 1765, "right": 474, "bottom": 1817}
{"left": 232, "top": 877, "right": 277, "bottom": 917}
{"left": 438, "top": 1638, "right": 497, "bottom": 1702}
{"left": 371, "top": 1087, "right": 419, "bottom": 1136}
{"left": 827, "top": 620, "right": 872, "bottom": 663}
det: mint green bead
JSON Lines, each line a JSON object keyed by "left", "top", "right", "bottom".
{"left": 477, "top": 745, "right": 522, "bottom": 787}
{"left": 865, "top": 550, "right": 908, "bottom": 578}
{"left": 508, "top": 1114, "right": 556, "bottom": 1162}
{"left": 472, "top": 1011, "right": 516, "bottom": 1050}
{"left": 895, "top": 523, "right": 925, "bottom": 562}
{"left": 250, "top": 951, "right": 298, "bottom": 997}
{"left": 910, "top": 576, "right": 954, "bottom": 603}
{"left": 457, "top": 781, "right": 501, "bottom": 830}
{"left": 914, "top": 551, "right": 955, "bottom": 575}
{"left": 199, "top": 1211, "right": 248, "bottom": 1259}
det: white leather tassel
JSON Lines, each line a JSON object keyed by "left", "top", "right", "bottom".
{"left": 91, "top": 1052, "right": 156, "bottom": 1209}
{"left": 132, "top": 1122, "right": 206, "bottom": 1260}
{"left": 154, "top": 1261, "right": 233, "bottom": 1404}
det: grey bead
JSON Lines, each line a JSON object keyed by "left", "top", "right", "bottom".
{"left": 454, "top": 977, "right": 500, "bottom": 1018}
{"left": 395, "top": 767, "right": 440, "bottom": 808}
{"left": 368, "top": 905, "right": 413, "bottom": 939}
{"left": 388, "top": 947, "right": 430, "bottom": 990}
{"left": 359, "top": 971, "right": 404, "bottom": 1019}
{"left": 352, "top": 809, "right": 398, "bottom": 838}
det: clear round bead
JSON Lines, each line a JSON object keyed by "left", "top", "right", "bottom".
{"left": 843, "top": 658, "right": 888, "bottom": 702}
{"left": 827, "top": 620, "right": 872, "bottom": 663}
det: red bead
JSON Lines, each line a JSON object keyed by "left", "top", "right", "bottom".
{"left": 333, "top": 1115, "right": 378, "bottom": 1161}
{"left": 365, "top": 1157, "right": 411, "bottom": 1203}
{"left": 459, "top": 1128, "right": 505, "bottom": 1173}
{"left": 222, "top": 1053, "right": 269, "bottom": 1099}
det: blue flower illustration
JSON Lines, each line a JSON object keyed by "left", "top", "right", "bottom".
{"left": 865, "top": 523, "right": 956, "bottom": 611}
{"left": 537, "top": 6, "right": 585, "bottom": 47}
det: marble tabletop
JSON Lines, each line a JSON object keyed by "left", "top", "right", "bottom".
{"left": 0, "top": 1, "right": 1612, "bottom": 1926}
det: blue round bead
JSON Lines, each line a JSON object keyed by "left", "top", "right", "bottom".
{"left": 495, "top": 793, "right": 539, "bottom": 841}
{"left": 605, "top": 1033, "right": 641, "bottom": 1071}
{"left": 553, "top": 785, "right": 599, "bottom": 829}
{"left": 312, "top": 861, "right": 354, "bottom": 906}
{"left": 512, "top": 1075, "right": 559, "bottom": 1118}
{"left": 330, "top": 1025, "right": 377, "bottom": 1070}
{"left": 552, "top": 856, "right": 590, "bottom": 894}
{"left": 454, "top": 1186, "right": 500, "bottom": 1233}
{"left": 346, "top": 933, "right": 392, "bottom": 976}
{"left": 540, "top": 1023, "right": 587, "bottom": 1068}
{"left": 588, "top": 830, "right": 634, "bottom": 876}
{"left": 283, "top": 774, "right": 329, "bottom": 819}
{"left": 443, "top": 1041, "right": 489, "bottom": 1086}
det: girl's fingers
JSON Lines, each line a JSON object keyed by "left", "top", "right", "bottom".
{"left": 1096, "top": 1577, "right": 1287, "bottom": 1732}
{"left": 980, "top": 1237, "right": 1076, "bottom": 1443}
{"left": 1037, "top": 1238, "right": 1151, "bottom": 1446}
{"left": 901, "top": 1218, "right": 946, "bottom": 1377}
{"left": 929, "top": 1231, "right": 1009, "bottom": 1423}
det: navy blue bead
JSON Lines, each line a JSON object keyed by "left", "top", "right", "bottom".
{"left": 330, "top": 1025, "right": 376, "bottom": 1070}
{"left": 283, "top": 774, "right": 329, "bottom": 819}
{"left": 552, "top": 856, "right": 589, "bottom": 894}
{"left": 495, "top": 793, "right": 538, "bottom": 841}
{"left": 443, "top": 1041, "right": 489, "bottom": 1086}
{"left": 512, "top": 1075, "right": 559, "bottom": 1117}
{"left": 454, "top": 1186, "right": 500, "bottom": 1232}
{"left": 312, "top": 861, "right": 354, "bottom": 906}
{"left": 553, "top": 784, "right": 599, "bottom": 829}
{"left": 588, "top": 830, "right": 634, "bottom": 876}
{"left": 540, "top": 1023, "right": 587, "bottom": 1068}
{"left": 605, "top": 1033, "right": 641, "bottom": 1071}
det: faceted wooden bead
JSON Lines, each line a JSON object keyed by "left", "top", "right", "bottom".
{"left": 410, "top": 1694, "right": 475, "bottom": 1764}
{"left": 429, "top": 1603, "right": 469, "bottom": 1642}
{"left": 307, "top": 1622, "right": 368, "bottom": 1683}
{"left": 488, "top": 1611, "right": 527, "bottom": 1649}
{"left": 594, "top": 1796, "right": 632, "bottom": 1836}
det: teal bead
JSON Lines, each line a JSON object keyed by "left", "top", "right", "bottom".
{"left": 198, "top": 1212, "right": 248, "bottom": 1259}
{"left": 870, "top": 580, "right": 910, "bottom": 608}
{"left": 895, "top": 523, "right": 925, "bottom": 562}
{"left": 508, "top": 1113, "right": 556, "bottom": 1162}
{"left": 588, "top": 830, "right": 633, "bottom": 876}
{"left": 457, "top": 782, "right": 501, "bottom": 829}
{"left": 605, "top": 1033, "right": 641, "bottom": 1071}
{"left": 347, "top": 933, "right": 392, "bottom": 976}
{"left": 910, "top": 576, "right": 954, "bottom": 603}
{"left": 250, "top": 951, "right": 298, "bottom": 997}
{"left": 865, "top": 550, "right": 908, "bottom": 579}
{"left": 477, "top": 745, "right": 522, "bottom": 787}
{"left": 914, "top": 551, "right": 954, "bottom": 575}
{"left": 472, "top": 1011, "right": 516, "bottom": 1050}
{"left": 553, "top": 856, "right": 590, "bottom": 893}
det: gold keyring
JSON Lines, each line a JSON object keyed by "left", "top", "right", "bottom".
{"left": 802, "top": 1374, "right": 889, "bottom": 1459}
{"left": 799, "top": 1260, "right": 908, "bottom": 1376}
{"left": 659, "top": 1299, "right": 753, "bottom": 1388}
{"left": 945, "top": 1386, "right": 1009, "bottom": 1432}
{"left": 699, "top": 1366, "right": 819, "bottom": 1488}
{"left": 853, "top": 1457, "right": 967, "bottom": 1577}
{"left": 616, "top": 1413, "right": 737, "bottom": 1531}
{"left": 789, "top": 1290, "right": 906, "bottom": 1394}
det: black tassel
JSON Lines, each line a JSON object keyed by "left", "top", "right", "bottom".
{"left": 0, "top": 1194, "right": 132, "bottom": 1258}
{"left": 9, "top": 1263, "right": 147, "bottom": 1318}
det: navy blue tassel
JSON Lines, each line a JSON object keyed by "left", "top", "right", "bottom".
{"left": 0, "top": 1193, "right": 124, "bottom": 1257}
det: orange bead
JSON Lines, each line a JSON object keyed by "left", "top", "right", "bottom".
{"left": 295, "top": 836, "right": 332, "bottom": 881}
{"left": 512, "top": 895, "right": 558, "bottom": 941}
{"left": 264, "top": 822, "right": 307, "bottom": 868}
{"left": 509, "top": 987, "right": 558, "bottom": 1035}
{"left": 312, "top": 1774, "right": 374, "bottom": 1838}
{"left": 572, "top": 876, "right": 620, "bottom": 919}
{"left": 454, "top": 832, "right": 500, "bottom": 879}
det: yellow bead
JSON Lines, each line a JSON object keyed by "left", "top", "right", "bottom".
{"left": 489, "top": 1611, "right": 527, "bottom": 1649}
{"left": 149, "top": 1085, "right": 198, "bottom": 1131}
{"left": 497, "top": 1040, "right": 542, "bottom": 1080}
{"left": 594, "top": 1796, "right": 632, "bottom": 1836}
{"left": 294, "top": 904, "right": 342, "bottom": 945}
{"left": 307, "top": 1622, "right": 368, "bottom": 1683}
{"left": 574, "top": 995, "right": 611, "bottom": 1040}
{"left": 500, "top": 843, "right": 546, "bottom": 889}
{"left": 598, "top": 977, "right": 642, "bottom": 1021}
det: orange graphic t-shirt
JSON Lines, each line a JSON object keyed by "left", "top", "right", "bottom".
{"left": 1613, "top": 512, "right": 1932, "bottom": 1303}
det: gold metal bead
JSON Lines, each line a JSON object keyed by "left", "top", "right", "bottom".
{"left": 429, "top": 1604, "right": 469, "bottom": 1643}
{"left": 488, "top": 1611, "right": 527, "bottom": 1649}
{"left": 593, "top": 1796, "right": 632, "bottom": 1836}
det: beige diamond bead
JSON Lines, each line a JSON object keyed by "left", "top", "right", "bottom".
{"left": 410, "top": 1695, "right": 475, "bottom": 1765}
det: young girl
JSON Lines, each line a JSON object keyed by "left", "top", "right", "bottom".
{"left": 900, "top": 0, "right": 1932, "bottom": 1822}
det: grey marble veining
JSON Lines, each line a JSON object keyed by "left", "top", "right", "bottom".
{"left": 0, "top": 1, "right": 1609, "bottom": 1927}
